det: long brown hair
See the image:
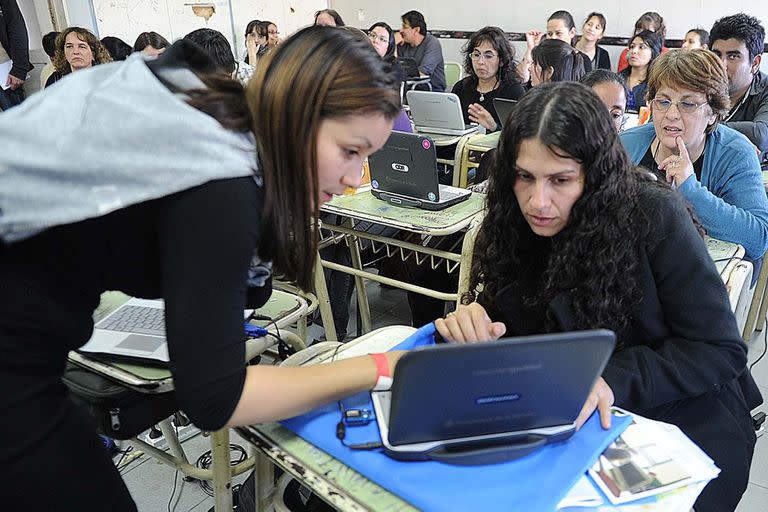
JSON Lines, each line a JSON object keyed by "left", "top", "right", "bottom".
{"left": 246, "top": 26, "right": 400, "bottom": 290}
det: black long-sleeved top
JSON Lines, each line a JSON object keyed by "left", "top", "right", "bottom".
{"left": 479, "top": 184, "right": 761, "bottom": 511}
{"left": 0, "top": 177, "right": 265, "bottom": 460}
{"left": 725, "top": 71, "right": 768, "bottom": 159}
{"left": 451, "top": 77, "right": 526, "bottom": 131}
{"left": 0, "top": 0, "right": 31, "bottom": 79}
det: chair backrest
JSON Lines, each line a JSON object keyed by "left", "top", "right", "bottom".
{"left": 444, "top": 62, "right": 462, "bottom": 89}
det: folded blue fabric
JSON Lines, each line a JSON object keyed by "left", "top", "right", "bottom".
{"left": 282, "top": 323, "right": 631, "bottom": 511}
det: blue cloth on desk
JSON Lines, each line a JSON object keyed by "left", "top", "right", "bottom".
{"left": 282, "top": 323, "right": 632, "bottom": 511}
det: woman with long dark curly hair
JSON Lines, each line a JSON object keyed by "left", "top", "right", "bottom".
{"left": 451, "top": 26, "right": 525, "bottom": 133}
{"left": 435, "top": 81, "right": 761, "bottom": 512}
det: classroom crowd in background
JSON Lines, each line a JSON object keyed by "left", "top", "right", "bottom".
{"left": 2, "top": 4, "right": 768, "bottom": 512}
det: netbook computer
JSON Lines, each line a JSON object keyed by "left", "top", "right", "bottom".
{"left": 396, "top": 57, "right": 420, "bottom": 79}
{"left": 78, "top": 298, "right": 252, "bottom": 367}
{"left": 371, "top": 329, "right": 615, "bottom": 465}
{"left": 493, "top": 98, "right": 518, "bottom": 127}
{"left": 407, "top": 91, "right": 479, "bottom": 136}
{"left": 369, "top": 131, "right": 472, "bottom": 211}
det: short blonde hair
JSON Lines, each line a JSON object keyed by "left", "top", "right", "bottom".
{"left": 646, "top": 49, "right": 729, "bottom": 133}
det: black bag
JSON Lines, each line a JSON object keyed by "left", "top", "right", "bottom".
{"left": 62, "top": 362, "right": 178, "bottom": 440}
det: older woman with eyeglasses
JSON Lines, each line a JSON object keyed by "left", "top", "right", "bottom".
{"left": 621, "top": 49, "right": 768, "bottom": 261}
{"left": 450, "top": 26, "right": 525, "bottom": 132}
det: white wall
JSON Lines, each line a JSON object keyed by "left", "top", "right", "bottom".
{"left": 51, "top": 0, "right": 326, "bottom": 58}
{"left": 331, "top": 0, "right": 768, "bottom": 72}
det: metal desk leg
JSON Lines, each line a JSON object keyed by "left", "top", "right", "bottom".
{"left": 453, "top": 136, "right": 470, "bottom": 189}
{"left": 745, "top": 253, "right": 768, "bottom": 339}
{"left": 345, "top": 220, "right": 373, "bottom": 333}
{"left": 254, "top": 452, "right": 275, "bottom": 512}
{"left": 158, "top": 417, "right": 191, "bottom": 465}
{"left": 457, "top": 220, "right": 482, "bottom": 306}
{"left": 314, "top": 255, "right": 338, "bottom": 341}
{"left": 212, "top": 429, "right": 233, "bottom": 512}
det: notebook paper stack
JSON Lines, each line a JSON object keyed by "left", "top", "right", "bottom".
{"left": 558, "top": 411, "right": 719, "bottom": 511}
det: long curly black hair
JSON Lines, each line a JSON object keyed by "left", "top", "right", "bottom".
{"left": 466, "top": 81, "right": 644, "bottom": 333}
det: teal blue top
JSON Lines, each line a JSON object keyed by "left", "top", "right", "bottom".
{"left": 621, "top": 123, "right": 768, "bottom": 259}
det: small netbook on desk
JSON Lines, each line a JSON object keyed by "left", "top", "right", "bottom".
{"left": 368, "top": 131, "right": 472, "bottom": 211}
{"left": 492, "top": 97, "right": 518, "bottom": 127}
{"left": 78, "top": 298, "right": 253, "bottom": 367}
{"left": 371, "top": 329, "right": 616, "bottom": 465}
{"left": 406, "top": 91, "right": 479, "bottom": 136}
{"left": 396, "top": 57, "right": 420, "bottom": 79}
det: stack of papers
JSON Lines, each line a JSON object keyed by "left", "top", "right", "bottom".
{"left": 0, "top": 60, "right": 13, "bottom": 90}
{"left": 558, "top": 412, "right": 719, "bottom": 511}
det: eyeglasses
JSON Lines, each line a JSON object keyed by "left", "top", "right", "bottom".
{"left": 367, "top": 32, "right": 389, "bottom": 45}
{"left": 651, "top": 98, "right": 708, "bottom": 114}
{"left": 470, "top": 51, "right": 498, "bottom": 61}
{"left": 268, "top": 29, "right": 279, "bottom": 35}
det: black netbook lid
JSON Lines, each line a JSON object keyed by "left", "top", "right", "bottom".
{"left": 387, "top": 330, "right": 615, "bottom": 446}
{"left": 397, "top": 57, "right": 420, "bottom": 78}
{"left": 369, "top": 131, "right": 440, "bottom": 203}
{"left": 493, "top": 98, "right": 518, "bottom": 127}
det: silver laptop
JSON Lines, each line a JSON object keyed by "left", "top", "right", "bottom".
{"left": 79, "top": 298, "right": 252, "bottom": 366}
{"left": 371, "top": 330, "right": 616, "bottom": 465}
{"left": 407, "top": 91, "right": 479, "bottom": 136}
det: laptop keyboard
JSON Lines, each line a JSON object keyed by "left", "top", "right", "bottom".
{"left": 98, "top": 305, "right": 166, "bottom": 336}
{"left": 438, "top": 186, "right": 465, "bottom": 200}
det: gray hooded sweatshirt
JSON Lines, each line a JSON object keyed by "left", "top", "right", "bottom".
{"left": 0, "top": 51, "right": 256, "bottom": 243}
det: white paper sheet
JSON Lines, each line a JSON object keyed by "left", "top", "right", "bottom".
{"left": 0, "top": 60, "right": 12, "bottom": 90}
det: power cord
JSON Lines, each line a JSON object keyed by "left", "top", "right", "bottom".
{"left": 167, "top": 469, "right": 180, "bottom": 512}
{"left": 167, "top": 423, "right": 183, "bottom": 512}
{"left": 247, "top": 313, "right": 296, "bottom": 360}
{"left": 194, "top": 444, "right": 248, "bottom": 497}
{"left": 749, "top": 311, "right": 768, "bottom": 372}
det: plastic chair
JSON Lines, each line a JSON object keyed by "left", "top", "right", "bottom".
{"left": 444, "top": 62, "right": 462, "bottom": 89}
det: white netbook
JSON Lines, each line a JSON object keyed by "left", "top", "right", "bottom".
{"left": 79, "top": 298, "right": 252, "bottom": 366}
{"left": 406, "top": 91, "right": 479, "bottom": 136}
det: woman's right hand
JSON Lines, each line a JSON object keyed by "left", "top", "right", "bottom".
{"left": 525, "top": 30, "right": 544, "bottom": 49}
{"left": 246, "top": 34, "right": 260, "bottom": 57}
{"left": 434, "top": 303, "right": 506, "bottom": 344}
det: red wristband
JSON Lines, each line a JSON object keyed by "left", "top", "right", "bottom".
{"left": 370, "top": 353, "right": 393, "bottom": 391}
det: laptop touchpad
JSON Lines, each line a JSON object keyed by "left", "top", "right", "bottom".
{"left": 116, "top": 334, "right": 164, "bottom": 352}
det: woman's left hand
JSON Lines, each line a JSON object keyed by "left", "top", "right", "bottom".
{"left": 658, "top": 137, "right": 694, "bottom": 188}
{"left": 468, "top": 103, "right": 497, "bottom": 132}
{"left": 575, "top": 377, "right": 614, "bottom": 430}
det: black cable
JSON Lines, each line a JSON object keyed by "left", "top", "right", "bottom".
{"left": 113, "top": 445, "right": 133, "bottom": 468}
{"left": 167, "top": 470, "right": 180, "bottom": 512}
{"left": 167, "top": 422, "right": 182, "bottom": 512}
{"left": 335, "top": 420, "right": 383, "bottom": 451}
{"left": 267, "top": 331, "right": 296, "bottom": 360}
{"left": 749, "top": 312, "right": 768, "bottom": 372}
{"left": 195, "top": 444, "right": 248, "bottom": 497}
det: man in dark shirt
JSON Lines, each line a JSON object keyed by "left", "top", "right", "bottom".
{"left": 398, "top": 10, "right": 446, "bottom": 92}
{"left": 710, "top": 13, "right": 768, "bottom": 162}
{"left": 0, "top": 0, "right": 31, "bottom": 110}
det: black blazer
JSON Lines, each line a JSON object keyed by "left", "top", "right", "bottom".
{"left": 483, "top": 185, "right": 761, "bottom": 512}
{"left": 593, "top": 45, "right": 611, "bottom": 70}
{"left": 0, "top": 0, "right": 32, "bottom": 79}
